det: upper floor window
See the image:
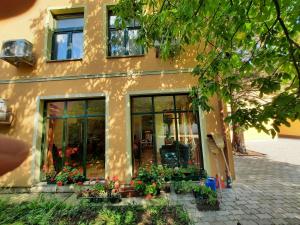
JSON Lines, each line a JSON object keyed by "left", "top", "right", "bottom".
{"left": 108, "top": 10, "right": 143, "bottom": 57}
{"left": 51, "top": 13, "right": 84, "bottom": 60}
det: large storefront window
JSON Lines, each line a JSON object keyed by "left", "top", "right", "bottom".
{"left": 41, "top": 99, "right": 105, "bottom": 180}
{"left": 131, "top": 94, "right": 203, "bottom": 174}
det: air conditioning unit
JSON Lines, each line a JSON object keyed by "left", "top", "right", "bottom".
{"left": 0, "top": 39, "right": 34, "bottom": 66}
{"left": 0, "top": 99, "right": 14, "bottom": 125}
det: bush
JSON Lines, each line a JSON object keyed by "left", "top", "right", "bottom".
{"left": 173, "top": 180, "right": 196, "bottom": 194}
{"left": 0, "top": 195, "right": 193, "bottom": 225}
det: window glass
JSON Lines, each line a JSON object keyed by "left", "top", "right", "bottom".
{"left": 109, "top": 30, "right": 125, "bottom": 56}
{"left": 175, "top": 95, "right": 193, "bottom": 111}
{"left": 72, "top": 32, "right": 83, "bottom": 59}
{"left": 57, "top": 17, "right": 84, "bottom": 29}
{"left": 65, "top": 118, "right": 84, "bottom": 172}
{"left": 54, "top": 33, "right": 68, "bottom": 60}
{"left": 86, "top": 117, "right": 106, "bottom": 179}
{"left": 88, "top": 99, "right": 105, "bottom": 115}
{"left": 131, "top": 94, "right": 202, "bottom": 173}
{"left": 154, "top": 96, "right": 174, "bottom": 112}
{"left": 132, "top": 114, "right": 155, "bottom": 174}
{"left": 128, "top": 30, "right": 143, "bottom": 55}
{"left": 42, "top": 99, "right": 106, "bottom": 180}
{"left": 108, "top": 11, "right": 142, "bottom": 57}
{"left": 47, "top": 102, "right": 64, "bottom": 117}
{"left": 176, "top": 112, "right": 201, "bottom": 167}
{"left": 42, "top": 119, "right": 64, "bottom": 176}
{"left": 67, "top": 101, "right": 85, "bottom": 115}
{"left": 132, "top": 97, "right": 152, "bottom": 113}
{"left": 51, "top": 14, "right": 84, "bottom": 60}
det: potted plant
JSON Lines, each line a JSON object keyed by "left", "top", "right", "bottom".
{"left": 144, "top": 183, "right": 159, "bottom": 199}
{"left": 193, "top": 185, "right": 220, "bottom": 211}
{"left": 45, "top": 171, "right": 56, "bottom": 184}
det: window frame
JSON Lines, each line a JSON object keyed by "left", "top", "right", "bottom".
{"left": 51, "top": 13, "right": 84, "bottom": 61}
{"left": 107, "top": 10, "right": 144, "bottom": 57}
{"left": 40, "top": 98, "right": 106, "bottom": 180}
{"left": 130, "top": 93, "right": 204, "bottom": 171}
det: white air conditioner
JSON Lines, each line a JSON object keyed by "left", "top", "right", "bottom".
{"left": 0, "top": 99, "right": 14, "bottom": 125}
{"left": 0, "top": 39, "right": 34, "bottom": 66}
{"left": 0, "top": 99, "right": 8, "bottom": 120}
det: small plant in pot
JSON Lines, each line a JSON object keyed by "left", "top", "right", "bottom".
{"left": 144, "top": 183, "right": 159, "bottom": 199}
{"left": 193, "top": 185, "right": 220, "bottom": 211}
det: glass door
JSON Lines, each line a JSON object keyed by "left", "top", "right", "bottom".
{"left": 131, "top": 94, "right": 203, "bottom": 173}
{"left": 41, "top": 99, "right": 106, "bottom": 180}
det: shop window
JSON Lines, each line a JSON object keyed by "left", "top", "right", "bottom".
{"left": 131, "top": 94, "right": 203, "bottom": 174}
{"left": 107, "top": 10, "right": 143, "bottom": 57}
{"left": 41, "top": 99, "right": 105, "bottom": 180}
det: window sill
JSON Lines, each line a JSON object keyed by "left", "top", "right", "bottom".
{"left": 106, "top": 54, "right": 145, "bottom": 59}
{"left": 46, "top": 58, "right": 83, "bottom": 63}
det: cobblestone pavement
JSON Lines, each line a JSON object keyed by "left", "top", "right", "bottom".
{"left": 171, "top": 141, "right": 300, "bottom": 225}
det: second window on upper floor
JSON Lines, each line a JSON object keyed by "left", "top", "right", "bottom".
{"left": 107, "top": 10, "right": 143, "bottom": 57}
{"left": 51, "top": 13, "right": 84, "bottom": 60}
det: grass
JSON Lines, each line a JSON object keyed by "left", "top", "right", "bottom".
{"left": 0, "top": 195, "right": 192, "bottom": 225}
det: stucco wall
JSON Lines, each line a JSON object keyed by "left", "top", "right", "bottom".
{"left": 0, "top": 0, "right": 233, "bottom": 187}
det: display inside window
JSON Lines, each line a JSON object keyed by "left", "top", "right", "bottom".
{"left": 42, "top": 99, "right": 105, "bottom": 180}
{"left": 131, "top": 94, "right": 202, "bottom": 174}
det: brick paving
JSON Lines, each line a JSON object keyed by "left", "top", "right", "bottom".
{"left": 171, "top": 139, "right": 300, "bottom": 225}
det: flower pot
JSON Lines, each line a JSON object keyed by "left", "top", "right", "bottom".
{"left": 145, "top": 194, "right": 153, "bottom": 200}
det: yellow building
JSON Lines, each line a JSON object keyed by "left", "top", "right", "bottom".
{"left": 0, "top": 0, "right": 234, "bottom": 187}
{"left": 279, "top": 120, "right": 300, "bottom": 139}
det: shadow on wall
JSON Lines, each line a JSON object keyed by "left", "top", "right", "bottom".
{"left": 0, "top": 0, "right": 222, "bottom": 186}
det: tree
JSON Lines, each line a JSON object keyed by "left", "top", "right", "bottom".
{"left": 114, "top": 0, "right": 300, "bottom": 150}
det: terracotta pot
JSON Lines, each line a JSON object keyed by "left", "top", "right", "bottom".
{"left": 145, "top": 194, "right": 153, "bottom": 200}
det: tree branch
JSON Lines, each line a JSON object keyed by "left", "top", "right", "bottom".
{"left": 272, "top": 0, "right": 300, "bottom": 94}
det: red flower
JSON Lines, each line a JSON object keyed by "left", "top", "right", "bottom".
{"left": 137, "top": 180, "right": 143, "bottom": 185}
{"left": 50, "top": 178, "right": 55, "bottom": 182}
{"left": 57, "top": 181, "right": 63, "bottom": 186}
{"left": 64, "top": 162, "right": 69, "bottom": 166}
{"left": 72, "top": 163, "right": 77, "bottom": 167}
{"left": 130, "top": 180, "right": 134, "bottom": 186}
{"left": 112, "top": 176, "right": 118, "bottom": 182}
{"left": 77, "top": 181, "right": 83, "bottom": 186}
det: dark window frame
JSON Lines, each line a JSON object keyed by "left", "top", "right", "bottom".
{"left": 40, "top": 98, "right": 105, "bottom": 180}
{"left": 130, "top": 93, "right": 204, "bottom": 171}
{"left": 51, "top": 13, "right": 84, "bottom": 60}
{"left": 107, "top": 10, "right": 144, "bottom": 57}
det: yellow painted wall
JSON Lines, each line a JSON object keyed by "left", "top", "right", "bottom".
{"left": 0, "top": 0, "right": 233, "bottom": 187}
{"left": 279, "top": 120, "right": 300, "bottom": 138}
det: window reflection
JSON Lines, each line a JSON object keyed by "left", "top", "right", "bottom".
{"left": 131, "top": 94, "right": 202, "bottom": 173}
{"left": 42, "top": 99, "right": 105, "bottom": 180}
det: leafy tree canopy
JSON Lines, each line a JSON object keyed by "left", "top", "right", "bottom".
{"left": 115, "top": 0, "right": 300, "bottom": 136}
